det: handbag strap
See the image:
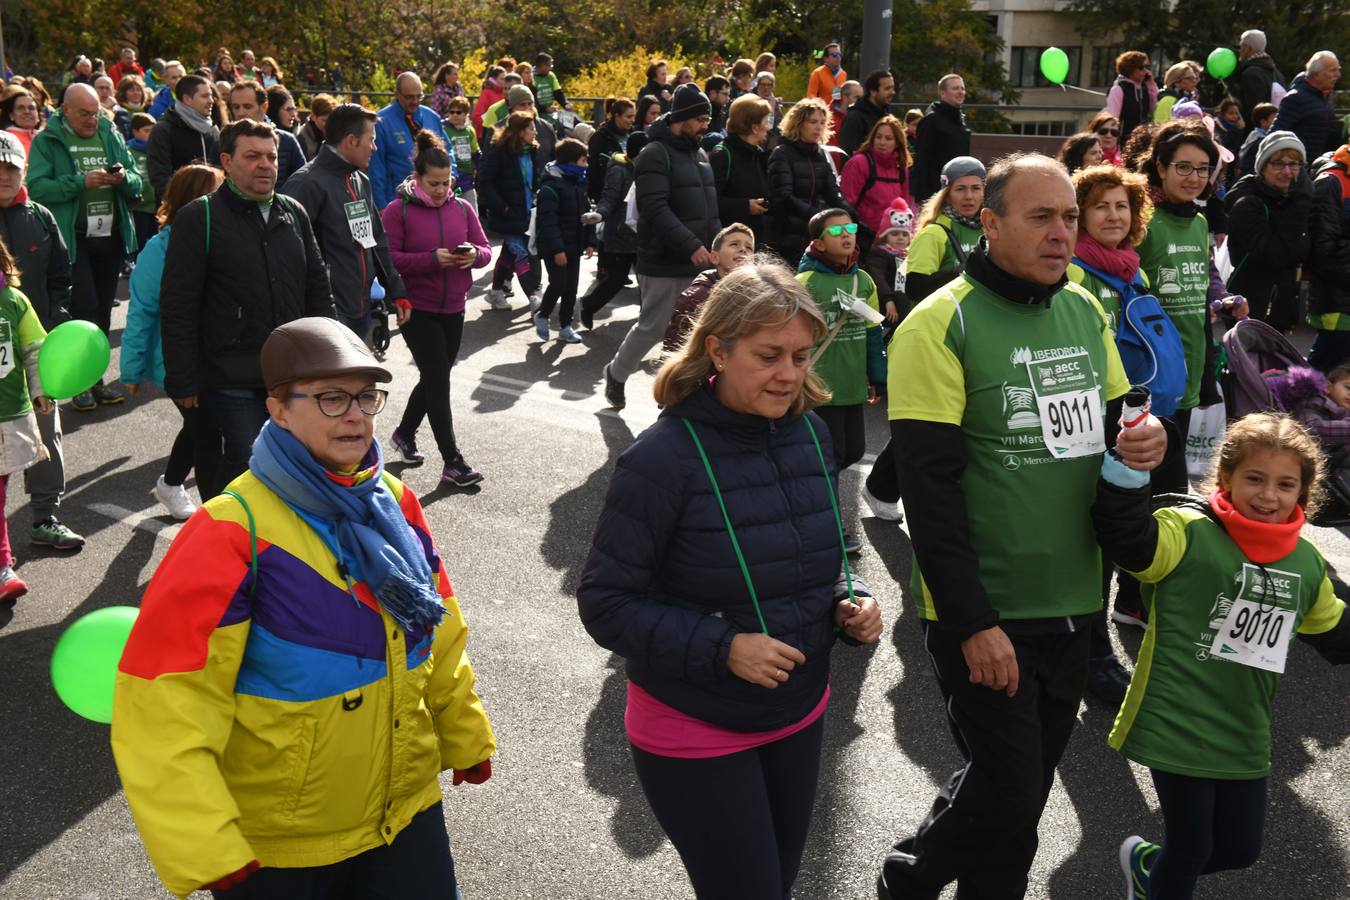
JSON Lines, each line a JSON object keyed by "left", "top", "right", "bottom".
{"left": 681, "top": 416, "right": 856, "bottom": 638}
{"left": 221, "top": 489, "right": 259, "bottom": 599}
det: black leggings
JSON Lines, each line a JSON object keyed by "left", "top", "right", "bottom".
{"left": 165, "top": 402, "right": 219, "bottom": 494}
{"left": 1148, "top": 770, "right": 1266, "bottom": 899}
{"left": 398, "top": 310, "right": 466, "bottom": 460}
{"left": 580, "top": 250, "right": 637, "bottom": 316}
{"left": 72, "top": 233, "right": 124, "bottom": 337}
{"left": 630, "top": 715, "right": 824, "bottom": 900}
{"left": 539, "top": 252, "right": 582, "bottom": 325}
{"left": 814, "top": 403, "right": 867, "bottom": 472}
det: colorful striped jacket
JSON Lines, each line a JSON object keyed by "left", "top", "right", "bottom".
{"left": 111, "top": 471, "right": 494, "bottom": 899}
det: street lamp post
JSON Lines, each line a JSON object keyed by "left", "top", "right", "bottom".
{"left": 860, "top": 0, "right": 893, "bottom": 76}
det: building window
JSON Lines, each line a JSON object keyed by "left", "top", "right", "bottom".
{"left": 1010, "top": 120, "right": 1077, "bottom": 137}
{"left": 1009, "top": 46, "right": 1082, "bottom": 88}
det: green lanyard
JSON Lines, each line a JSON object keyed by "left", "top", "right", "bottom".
{"left": 681, "top": 416, "right": 857, "bottom": 636}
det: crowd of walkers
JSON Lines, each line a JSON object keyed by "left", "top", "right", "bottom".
{"left": 0, "top": 28, "right": 1348, "bottom": 900}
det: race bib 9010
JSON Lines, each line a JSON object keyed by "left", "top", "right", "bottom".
{"left": 1209, "top": 564, "right": 1300, "bottom": 673}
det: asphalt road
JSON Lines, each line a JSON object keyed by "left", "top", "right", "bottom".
{"left": 0, "top": 254, "right": 1346, "bottom": 899}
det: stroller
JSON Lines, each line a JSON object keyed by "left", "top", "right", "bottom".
{"left": 1221, "top": 318, "right": 1307, "bottom": 419}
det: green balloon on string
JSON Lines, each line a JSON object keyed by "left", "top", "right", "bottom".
{"left": 50, "top": 606, "right": 138, "bottom": 724}
{"left": 1207, "top": 47, "right": 1238, "bottom": 80}
{"left": 37, "top": 320, "right": 110, "bottom": 400}
{"left": 1040, "top": 47, "right": 1070, "bottom": 85}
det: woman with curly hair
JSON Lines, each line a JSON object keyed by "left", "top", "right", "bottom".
{"left": 1057, "top": 131, "right": 1103, "bottom": 174}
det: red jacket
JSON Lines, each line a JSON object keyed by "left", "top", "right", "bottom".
{"left": 108, "top": 61, "right": 146, "bottom": 85}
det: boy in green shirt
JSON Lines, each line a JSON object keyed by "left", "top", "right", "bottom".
{"left": 533, "top": 53, "right": 567, "bottom": 111}
{"left": 126, "top": 112, "right": 158, "bottom": 253}
{"left": 795, "top": 207, "right": 886, "bottom": 553}
{"left": 443, "top": 97, "right": 480, "bottom": 209}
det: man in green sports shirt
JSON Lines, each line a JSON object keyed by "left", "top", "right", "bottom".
{"left": 876, "top": 154, "right": 1168, "bottom": 899}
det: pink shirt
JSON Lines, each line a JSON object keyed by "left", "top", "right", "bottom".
{"left": 625, "top": 680, "right": 830, "bottom": 759}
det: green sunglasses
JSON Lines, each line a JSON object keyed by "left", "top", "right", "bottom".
{"left": 820, "top": 222, "right": 859, "bottom": 238}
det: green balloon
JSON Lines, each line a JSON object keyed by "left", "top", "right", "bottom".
{"left": 1208, "top": 47, "right": 1238, "bottom": 80}
{"left": 1040, "top": 47, "right": 1070, "bottom": 85}
{"left": 38, "top": 320, "right": 110, "bottom": 400}
{"left": 51, "top": 606, "right": 138, "bottom": 724}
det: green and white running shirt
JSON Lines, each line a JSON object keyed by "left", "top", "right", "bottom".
{"left": 888, "top": 273, "right": 1129, "bottom": 622}
{"left": 1136, "top": 208, "right": 1209, "bottom": 410}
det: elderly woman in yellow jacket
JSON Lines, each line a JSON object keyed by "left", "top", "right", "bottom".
{"left": 111, "top": 317, "right": 495, "bottom": 899}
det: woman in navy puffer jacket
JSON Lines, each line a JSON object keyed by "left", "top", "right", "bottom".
{"left": 578, "top": 262, "right": 882, "bottom": 900}
{"left": 380, "top": 130, "right": 491, "bottom": 486}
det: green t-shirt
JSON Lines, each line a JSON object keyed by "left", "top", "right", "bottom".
{"left": 483, "top": 99, "right": 510, "bottom": 130}
{"left": 901, "top": 215, "right": 982, "bottom": 287}
{"left": 796, "top": 265, "right": 880, "bottom": 406}
{"left": 1137, "top": 208, "right": 1210, "bottom": 409}
{"left": 1110, "top": 506, "right": 1346, "bottom": 778}
{"left": 0, "top": 286, "right": 49, "bottom": 420}
{"left": 888, "top": 273, "right": 1129, "bottom": 621}
{"left": 444, "top": 124, "right": 479, "bottom": 176}
{"left": 66, "top": 128, "right": 116, "bottom": 237}
{"left": 128, "top": 147, "right": 156, "bottom": 216}
{"left": 1067, "top": 264, "right": 1153, "bottom": 337}
{"left": 535, "top": 72, "right": 563, "bottom": 109}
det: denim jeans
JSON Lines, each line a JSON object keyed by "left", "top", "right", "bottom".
{"left": 201, "top": 388, "right": 269, "bottom": 499}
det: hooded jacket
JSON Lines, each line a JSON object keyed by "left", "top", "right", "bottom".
{"left": 26, "top": 111, "right": 145, "bottom": 260}
{"left": 282, "top": 144, "right": 408, "bottom": 319}
{"left": 534, "top": 162, "right": 596, "bottom": 256}
{"left": 476, "top": 142, "right": 542, "bottom": 236}
{"left": 1225, "top": 172, "right": 1312, "bottom": 330}
{"left": 708, "top": 134, "right": 771, "bottom": 246}
{"left": 1272, "top": 74, "right": 1339, "bottom": 162}
{"left": 840, "top": 150, "right": 911, "bottom": 244}
{"left": 0, "top": 197, "right": 71, "bottom": 329}
{"left": 1266, "top": 365, "right": 1350, "bottom": 450}
{"left": 111, "top": 471, "right": 494, "bottom": 899}
{"left": 1307, "top": 146, "right": 1350, "bottom": 329}
{"left": 910, "top": 100, "right": 971, "bottom": 205}
{"left": 586, "top": 120, "right": 628, "bottom": 204}
{"left": 159, "top": 185, "right": 335, "bottom": 397}
{"left": 380, "top": 179, "right": 492, "bottom": 315}
{"left": 767, "top": 138, "right": 854, "bottom": 264}
{"left": 145, "top": 104, "right": 221, "bottom": 201}
{"left": 578, "top": 382, "right": 849, "bottom": 732}
{"left": 634, "top": 115, "right": 720, "bottom": 278}
{"left": 595, "top": 152, "right": 638, "bottom": 255}
{"left": 662, "top": 269, "right": 720, "bottom": 353}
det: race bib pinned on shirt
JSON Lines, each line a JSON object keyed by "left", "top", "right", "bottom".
{"left": 1208, "top": 564, "right": 1300, "bottom": 674}
{"left": 0, "top": 320, "right": 14, "bottom": 381}
{"left": 344, "top": 200, "right": 376, "bottom": 249}
{"left": 1026, "top": 350, "right": 1103, "bottom": 459}
{"left": 86, "top": 200, "right": 113, "bottom": 239}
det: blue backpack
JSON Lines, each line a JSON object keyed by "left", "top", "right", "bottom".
{"left": 1073, "top": 260, "right": 1188, "bottom": 418}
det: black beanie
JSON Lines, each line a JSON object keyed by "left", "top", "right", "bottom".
{"left": 669, "top": 83, "right": 712, "bottom": 123}
{"left": 627, "top": 131, "right": 649, "bottom": 156}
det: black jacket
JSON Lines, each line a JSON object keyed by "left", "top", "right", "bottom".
{"left": 586, "top": 121, "right": 629, "bottom": 203}
{"left": 766, "top": 138, "right": 854, "bottom": 264}
{"left": 910, "top": 100, "right": 970, "bottom": 206}
{"left": 160, "top": 186, "right": 335, "bottom": 397}
{"left": 282, "top": 144, "right": 407, "bottom": 319}
{"left": 534, "top": 164, "right": 596, "bottom": 255}
{"left": 639, "top": 80, "right": 672, "bottom": 113}
{"left": 1234, "top": 54, "right": 1284, "bottom": 126}
{"left": 837, "top": 96, "right": 888, "bottom": 156}
{"left": 476, "top": 143, "right": 543, "bottom": 236}
{"left": 1272, "top": 74, "right": 1339, "bottom": 162}
{"left": 578, "top": 382, "right": 858, "bottom": 731}
{"left": 1225, "top": 173, "right": 1312, "bottom": 330}
{"left": 595, "top": 154, "right": 637, "bottom": 256}
{"left": 0, "top": 200, "right": 71, "bottom": 330}
{"left": 276, "top": 130, "right": 307, "bottom": 191}
{"left": 862, "top": 245, "right": 906, "bottom": 318}
{"left": 708, "top": 134, "right": 771, "bottom": 246}
{"left": 634, "top": 115, "right": 720, "bottom": 278}
{"left": 145, "top": 106, "right": 220, "bottom": 201}
{"left": 1308, "top": 161, "right": 1350, "bottom": 321}
{"left": 298, "top": 120, "right": 323, "bottom": 160}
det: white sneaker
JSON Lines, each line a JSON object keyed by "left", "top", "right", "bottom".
{"left": 155, "top": 476, "right": 197, "bottom": 521}
{"left": 485, "top": 288, "right": 510, "bottom": 310}
{"left": 528, "top": 290, "right": 543, "bottom": 312}
{"left": 558, "top": 325, "right": 581, "bottom": 343}
{"left": 862, "top": 482, "right": 904, "bottom": 522}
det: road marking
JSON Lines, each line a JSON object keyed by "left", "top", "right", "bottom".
{"left": 88, "top": 503, "right": 184, "bottom": 542}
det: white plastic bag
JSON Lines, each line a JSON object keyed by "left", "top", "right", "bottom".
{"left": 624, "top": 181, "right": 639, "bottom": 230}
{"left": 526, "top": 205, "right": 539, "bottom": 256}
{"left": 1214, "top": 238, "right": 1234, "bottom": 285}
{"left": 1186, "top": 392, "right": 1227, "bottom": 481}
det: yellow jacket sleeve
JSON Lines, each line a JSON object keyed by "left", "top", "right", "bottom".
{"left": 427, "top": 592, "right": 497, "bottom": 771}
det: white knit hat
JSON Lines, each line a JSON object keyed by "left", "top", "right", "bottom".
{"left": 1255, "top": 130, "right": 1306, "bottom": 174}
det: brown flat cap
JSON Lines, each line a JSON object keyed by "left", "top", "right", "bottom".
{"left": 260, "top": 317, "right": 392, "bottom": 390}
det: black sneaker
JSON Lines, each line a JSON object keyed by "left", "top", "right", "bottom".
{"left": 389, "top": 430, "right": 425, "bottom": 465}
{"left": 602, "top": 363, "right": 626, "bottom": 410}
{"left": 441, "top": 455, "right": 484, "bottom": 488}
{"left": 580, "top": 301, "right": 595, "bottom": 330}
{"left": 91, "top": 382, "right": 125, "bottom": 405}
{"left": 1087, "top": 654, "right": 1131, "bottom": 705}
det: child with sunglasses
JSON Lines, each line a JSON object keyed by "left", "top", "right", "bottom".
{"left": 796, "top": 208, "right": 885, "bottom": 554}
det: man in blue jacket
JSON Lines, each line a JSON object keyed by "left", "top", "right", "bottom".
{"left": 1272, "top": 52, "right": 1341, "bottom": 162}
{"left": 370, "top": 73, "right": 452, "bottom": 209}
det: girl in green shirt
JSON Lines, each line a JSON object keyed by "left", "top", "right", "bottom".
{"left": 1095, "top": 412, "right": 1350, "bottom": 900}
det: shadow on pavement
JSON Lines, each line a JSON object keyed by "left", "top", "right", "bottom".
{"left": 0, "top": 526, "right": 159, "bottom": 879}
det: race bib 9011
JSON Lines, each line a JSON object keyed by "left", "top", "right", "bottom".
{"left": 1025, "top": 351, "right": 1103, "bottom": 459}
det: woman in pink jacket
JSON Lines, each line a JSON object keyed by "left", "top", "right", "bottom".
{"left": 381, "top": 130, "right": 492, "bottom": 488}
{"left": 839, "top": 115, "right": 913, "bottom": 253}
{"left": 472, "top": 67, "right": 506, "bottom": 137}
